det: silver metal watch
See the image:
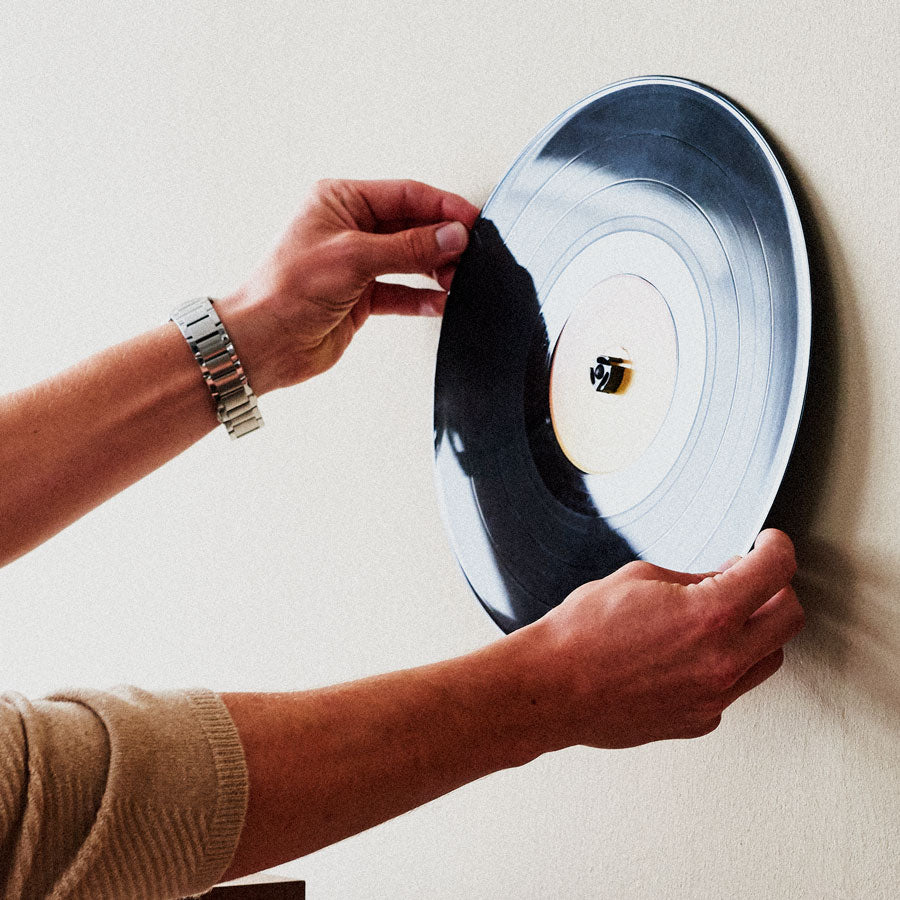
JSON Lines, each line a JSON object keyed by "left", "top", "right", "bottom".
{"left": 170, "top": 297, "right": 264, "bottom": 439}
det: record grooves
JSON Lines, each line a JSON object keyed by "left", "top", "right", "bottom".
{"left": 434, "top": 77, "right": 810, "bottom": 633}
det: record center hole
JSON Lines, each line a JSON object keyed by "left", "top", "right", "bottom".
{"left": 549, "top": 274, "right": 677, "bottom": 475}
{"left": 590, "top": 354, "right": 632, "bottom": 394}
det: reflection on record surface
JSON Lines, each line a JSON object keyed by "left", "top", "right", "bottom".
{"left": 434, "top": 77, "right": 810, "bottom": 633}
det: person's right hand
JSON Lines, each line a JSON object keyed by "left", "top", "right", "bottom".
{"left": 217, "top": 179, "right": 479, "bottom": 394}
{"left": 510, "top": 529, "right": 803, "bottom": 750}
{"left": 218, "top": 529, "right": 801, "bottom": 878}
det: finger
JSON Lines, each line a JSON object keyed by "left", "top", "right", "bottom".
{"left": 356, "top": 221, "right": 469, "bottom": 279}
{"left": 374, "top": 219, "right": 458, "bottom": 236}
{"left": 741, "top": 585, "right": 805, "bottom": 661}
{"left": 618, "top": 560, "right": 718, "bottom": 587}
{"left": 721, "top": 648, "right": 785, "bottom": 708}
{"left": 716, "top": 554, "right": 743, "bottom": 572}
{"left": 348, "top": 179, "right": 480, "bottom": 230}
{"left": 370, "top": 282, "right": 446, "bottom": 317}
{"left": 434, "top": 264, "right": 456, "bottom": 292}
{"left": 703, "top": 529, "right": 797, "bottom": 621}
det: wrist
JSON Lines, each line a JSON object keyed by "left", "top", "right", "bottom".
{"left": 214, "top": 289, "right": 288, "bottom": 396}
{"left": 454, "top": 625, "right": 568, "bottom": 768}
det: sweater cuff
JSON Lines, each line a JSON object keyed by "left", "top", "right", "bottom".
{"left": 184, "top": 690, "right": 249, "bottom": 887}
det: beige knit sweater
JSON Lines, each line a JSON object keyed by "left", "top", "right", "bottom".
{"left": 0, "top": 687, "right": 248, "bottom": 899}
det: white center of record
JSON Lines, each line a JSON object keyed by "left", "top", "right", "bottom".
{"left": 549, "top": 274, "right": 677, "bottom": 475}
{"left": 539, "top": 230, "right": 706, "bottom": 518}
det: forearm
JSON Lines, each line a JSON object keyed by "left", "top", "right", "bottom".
{"left": 0, "top": 295, "right": 270, "bottom": 567}
{"left": 0, "top": 179, "right": 478, "bottom": 568}
{"left": 220, "top": 629, "right": 550, "bottom": 880}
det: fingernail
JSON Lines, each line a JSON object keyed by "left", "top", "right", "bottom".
{"left": 436, "top": 221, "right": 468, "bottom": 253}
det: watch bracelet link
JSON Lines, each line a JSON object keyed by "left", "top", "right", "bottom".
{"left": 170, "top": 297, "right": 264, "bottom": 439}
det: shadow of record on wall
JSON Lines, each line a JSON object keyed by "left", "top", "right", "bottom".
{"left": 434, "top": 76, "right": 810, "bottom": 633}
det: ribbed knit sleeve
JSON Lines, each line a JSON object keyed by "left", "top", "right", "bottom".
{"left": 0, "top": 686, "right": 248, "bottom": 899}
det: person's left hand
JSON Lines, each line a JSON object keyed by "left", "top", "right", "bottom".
{"left": 218, "top": 179, "right": 480, "bottom": 393}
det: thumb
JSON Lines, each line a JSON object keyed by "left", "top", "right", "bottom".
{"left": 356, "top": 221, "right": 469, "bottom": 278}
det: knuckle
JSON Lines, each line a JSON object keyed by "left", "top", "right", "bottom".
{"left": 312, "top": 178, "right": 361, "bottom": 219}
{"left": 787, "top": 597, "right": 806, "bottom": 633}
{"left": 773, "top": 589, "right": 805, "bottom": 639}
{"left": 313, "top": 177, "right": 340, "bottom": 199}
{"left": 401, "top": 227, "right": 430, "bottom": 264}
{"left": 707, "top": 655, "right": 741, "bottom": 692}
{"left": 618, "top": 560, "right": 658, "bottom": 580}
{"left": 771, "top": 532, "right": 798, "bottom": 582}
{"left": 696, "top": 603, "right": 732, "bottom": 635}
{"left": 687, "top": 714, "right": 722, "bottom": 739}
{"left": 331, "top": 230, "right": 365, "bottom": 266}
{"left": 401, "top": 179, "right": 427, "bottom": 204}
{"left": 703, "top": 695, "right": 727, "bottom": 719}
{"left": 564, "top": 580, "right": 598, "bottom": 605}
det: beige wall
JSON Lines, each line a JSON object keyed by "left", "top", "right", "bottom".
{"left": 1, "top": 2, "right": 898, "bottom": 897}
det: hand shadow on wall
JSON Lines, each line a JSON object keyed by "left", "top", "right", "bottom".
{"left": 763, "top": 140, "right": 900, "bottom": 720}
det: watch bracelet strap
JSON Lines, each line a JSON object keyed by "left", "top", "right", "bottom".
{"left": 170, "top": 297, "right": 264, "bottom": 439}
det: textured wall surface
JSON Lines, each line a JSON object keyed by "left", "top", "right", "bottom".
{"left": 1, "top": 2, "right": 898, "bottom": 897}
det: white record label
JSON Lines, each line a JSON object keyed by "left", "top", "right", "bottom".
{"left": 549, "top": 274, "right": 677, "bottom": 475}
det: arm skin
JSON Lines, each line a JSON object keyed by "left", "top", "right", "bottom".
{"left": 219, "top": 635, "right": 548, "bottom": 878}
{"left": 1, "top": 177, "right": 804, "bottom": 885}
{"left": 0, "top": 319, "right": 223, "bottom": 567}
{"left": 221, "top": 529, "right": 803, "bottom": 879}
{"left": 0, "top": 179, "right": 477, "bottom": 568}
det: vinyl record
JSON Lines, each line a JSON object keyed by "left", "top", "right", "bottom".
{"left": 434, "top": 76, "right": 810, "bottom": 633}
